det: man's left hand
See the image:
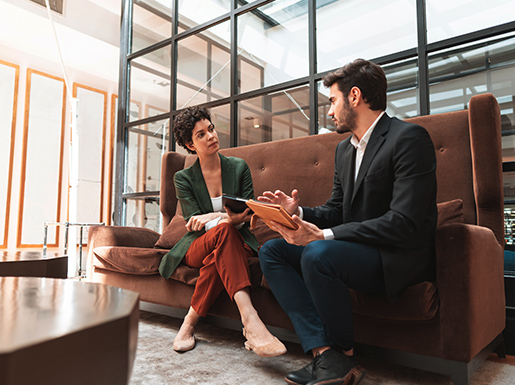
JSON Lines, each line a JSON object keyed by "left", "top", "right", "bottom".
{"left": 270, "top": 215, "right": 324, "bottom": 246}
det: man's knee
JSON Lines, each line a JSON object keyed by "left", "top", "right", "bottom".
{"left": 301, "top": 241, "right": 333, "bottom": 276}
{"left": 259, "top": 238, "right": 286, "bottom": 265}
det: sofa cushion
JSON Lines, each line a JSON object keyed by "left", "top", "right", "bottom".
{"left": 250, "top": 217, "right": 282, "bottom": 245}
{"left": 93, "top": 246, "right": 200, "bottom": 285}
{"left": 437, "top": 199, "right": 464, "bottom": 228}
{"left": 154, "top": 214, "right": 188, "bottom": 249}
{"left": 93, "top": 246, "right": 167, "bottom": 275}
{"left": 350, "top": 281, "right": 438, "bottom": 321}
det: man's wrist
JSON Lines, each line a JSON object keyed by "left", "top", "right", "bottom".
{"left": 323, "top": 228, "right": 335, "bottom": 240}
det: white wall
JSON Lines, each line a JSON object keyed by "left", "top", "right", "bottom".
{"left": 0, "top": 0, "right": 121, "bottom": 276}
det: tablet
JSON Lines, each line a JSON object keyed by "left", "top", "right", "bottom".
{"left": 222, "top": 195, "right": 253, "bottom": 214}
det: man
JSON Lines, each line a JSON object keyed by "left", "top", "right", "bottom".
{"left": 259, "top": 59, "right": 437, "bottom": 385}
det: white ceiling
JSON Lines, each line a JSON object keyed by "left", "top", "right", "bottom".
{"left": 0, "top": 0, "right": 122, "bottom": 84}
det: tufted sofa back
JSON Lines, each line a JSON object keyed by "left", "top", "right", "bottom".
{"left": 161, "top": 93, "right": 503, "bottom": 246}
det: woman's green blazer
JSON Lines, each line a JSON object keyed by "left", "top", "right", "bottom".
{"left": 159, "top": 153, "right": 259, "bottom": 279}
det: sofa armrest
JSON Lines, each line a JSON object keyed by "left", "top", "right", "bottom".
{"left": 86, "top": 225, "right": 161, "bottom": 279}
{"left": 435, "top": 223, "right": 505, "bottom": 361}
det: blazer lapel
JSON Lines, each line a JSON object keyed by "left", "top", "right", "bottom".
{"left": 352, "top": 114, "right": 390, "bottom": 202}
{"left": 220, "top": 154, "right": 237, "bottom": 195}
{"left": 190, "top": 158, "right": 213, "bottom": 212}
{"left": 341, "top": 142, "right": 356, "bottom": 222}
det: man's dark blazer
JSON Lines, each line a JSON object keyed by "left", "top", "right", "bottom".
{"left": 303, "top": 113, "right": 437, "bottom": 301}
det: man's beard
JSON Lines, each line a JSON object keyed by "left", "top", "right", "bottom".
{"left": 335, "top": 100, "right": 357, "bottom": 134}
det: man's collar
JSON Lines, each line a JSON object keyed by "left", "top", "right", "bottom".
{"left": 350, "top": 111, "right": 385, "bottom": 148}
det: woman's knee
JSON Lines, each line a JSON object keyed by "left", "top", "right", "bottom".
{"left": 213, "top": 221, "right": 241, "bottom": 241}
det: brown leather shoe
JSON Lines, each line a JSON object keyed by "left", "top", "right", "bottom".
{"left": 305, "top": 349, "right": 366, "bottom": 385}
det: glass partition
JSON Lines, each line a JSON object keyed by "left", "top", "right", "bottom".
{"left": 316, "top": 0, "right": 417, "bottom": 73}
{"left": 178, "top": 0, "right": 231, "bottom": 30}
{"left": 384, "top": 59, "right": 419, "bottom": 119}
{"left": 132, "top": 0, "right": 173, "bottom": 53}
{"left": 126, "top": 119, "right": 170, "bottom": 194}
{"left": 238, "top": 0, "right": 309, "bottom": 93}
{"left": 426, "top": 0, "right": 515, "bottom": 44}
{"left": 176, "top": 20, "right": 231, "bottom": 108}
{"left": 428, "top": 34, "right": 515, "bottom": 162}
{"left": 129, "top": 45, "right": 171, "bottom": 122}
{"left": 238, "top": 84, "right": 310, "bottom": 145}
{"left": 125, "top": 196, "right": 162, "bottom": 232}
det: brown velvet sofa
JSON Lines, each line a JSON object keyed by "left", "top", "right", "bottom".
{"left": 87, "top": 93, "right": 505, "bottom": 385}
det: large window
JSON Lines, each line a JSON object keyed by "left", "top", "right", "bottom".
{"left": 115, "top": 0, "right": 515, "bottom": 245}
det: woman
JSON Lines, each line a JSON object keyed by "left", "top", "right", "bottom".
{"left": 159, "top": 106, "right": 286, "bottom": 358}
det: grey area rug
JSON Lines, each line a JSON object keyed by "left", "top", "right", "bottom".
{"left": 131, "top": 311, "right": 515, "bottom": 385}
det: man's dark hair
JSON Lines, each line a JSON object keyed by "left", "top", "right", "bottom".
{"left": 323, "top": 58, "right": 387, "bottom": 111}
{"left": 173, "top": 106, "right": 212, "bottom": 154}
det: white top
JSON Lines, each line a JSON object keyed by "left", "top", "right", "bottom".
{"left": 350, "top": 111, "right": 385, "bottom": 181}
{"left": 205, "top": 196, "right": 224, "bottom": 231}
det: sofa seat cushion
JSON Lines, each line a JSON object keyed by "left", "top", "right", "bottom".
{"left": 350, "top": 281, "right": 438, "bottom": 321}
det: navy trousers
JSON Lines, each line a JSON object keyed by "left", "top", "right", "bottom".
{"left": 259, "top": 239, "right": 386, "bottom": 353}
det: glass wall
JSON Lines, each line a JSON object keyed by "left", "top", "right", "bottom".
{"left": 116, "top": 0, "right": 515, "bottom": 247}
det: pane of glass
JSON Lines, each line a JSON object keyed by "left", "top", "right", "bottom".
{"left": 125, "top": 196, "right": 162, "bottom": 232}
{"left": 317, "top": 81, "right": 334, "bottom": 133}
{"left": 317, "top": 0, "right": 417, "bottom": 73}
{"left": 426, "top": 0, "right": 515, "bottom": 44}
{"left": 177, "top": 21, "right": 231, "bottom": 108}
{"left": 178, "top": 0, "right": 231, "bottom": 30}
{"left": 238, "top": 0, "right": 309, "bottom": 93}
{"left": 132, "top": 1, "right": 173, "bottom": 53}
{"left": 428, "top": 36, "right": 515, "bottom": 162}
{"left": 210, "top": 103, "right": 231, "bottom": 149}
{"left": 129, "top": 45, "right": 171, "bottom": 122}
{"left": 238, "top": 85, "right": 310, "bottom": 146}
{"left": 126, "top": 119, "right": 170, "bottom": 193}
{"left": 384, "top": 59, "right": 418, "bottom": 119}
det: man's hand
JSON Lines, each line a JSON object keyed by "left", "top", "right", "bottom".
{"left": 258, "top": 189, "right": 300, "bottom": 216}
{"left": 270, "top": 215, "right": 324, "bottom": 246}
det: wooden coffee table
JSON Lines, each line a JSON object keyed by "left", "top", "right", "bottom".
{"left": 0, "top": 277, "right": 139, "bottom": 385}
{"left": 0, "top": 251, "right": 67, "bottom": 278}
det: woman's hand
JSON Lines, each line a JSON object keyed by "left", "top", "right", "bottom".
{"left": 186, "top": 213, "right": 224, "bottom": 232}
{"left": 221, "top": 207, "right": 252, "bottom": 226}
{"left": 258, "top": 189, "right": 300, "bottom": 216}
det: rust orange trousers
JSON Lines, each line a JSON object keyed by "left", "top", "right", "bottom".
{"left": 183, "top": 222, "right": 255, "bottom": 317}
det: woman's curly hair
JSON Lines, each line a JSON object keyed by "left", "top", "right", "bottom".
{"left": 173, "top": 106, "right": 212, "bottom": 154}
